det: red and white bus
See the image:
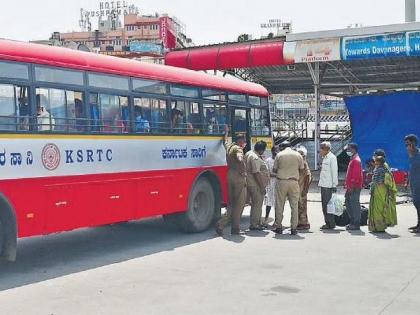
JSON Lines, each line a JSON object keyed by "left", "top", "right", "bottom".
{"left": 0, "top": 40, "right": 271, "bottom": 261}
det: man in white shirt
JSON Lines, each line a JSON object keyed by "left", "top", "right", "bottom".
{"left": 318, "top": 141, "right": 338, "bottom": 230}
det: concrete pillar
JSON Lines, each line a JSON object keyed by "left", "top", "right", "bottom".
{"left": 406, "top": 0, "right": 416, "bottom": 22}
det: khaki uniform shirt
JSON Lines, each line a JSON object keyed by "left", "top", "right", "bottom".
{"left": 273, "top": 147, "right": 304, "bottom": 181}
{"left": 245, "top": 150, "right": 270, "bottom": 188}
{"left": 224, "top": 140, "right": 246, "bottom": 176}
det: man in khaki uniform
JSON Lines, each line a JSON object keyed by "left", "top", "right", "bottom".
{"left": 296, "top": 146, "right": 312, "bottom": 230}
{"left": 215, "top": 130, "right": 247, "bottom": 236}
{"left": 272, "top": 141, "right": 304, "bottom": 235}
{"left": 245, "top": 141, "right": 270, "bottom": 230}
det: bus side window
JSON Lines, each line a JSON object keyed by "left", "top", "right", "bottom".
{"left": 150, "top": 99, "right": 167, "bottom": 134}
{"left": 35, "top": 88, "right": 55, "bottom": 132}
{"left": 134, "top": 98, "right": 151, "bottom": 134}
{"left": 188, "top": 102, "right": 201, "bottom": 134}
{"left": 89, "top": 94, "right": 100, "bottom": 132}
{"left": 17, "top": 86, "right": 29, "bottom": 131}
{"left": 0, "top": 85, "right": 15, "bottom": 131}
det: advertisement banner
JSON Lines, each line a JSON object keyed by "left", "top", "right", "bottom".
{"left": 342, "top": 32, "right": 408, "bottom": 60}
{"left": 283, "top": 38, "right": 340, "bottom": 64}
{"left": 129, "top": 41, "right": 163, "bottom": 55}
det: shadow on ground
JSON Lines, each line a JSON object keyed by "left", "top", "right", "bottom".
{"left": 0, "top": 217, "right": 219, "bottom": 291}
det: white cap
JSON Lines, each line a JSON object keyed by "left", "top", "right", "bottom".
{"left": 296, "top": 145, "right": 307, "bottom": 157}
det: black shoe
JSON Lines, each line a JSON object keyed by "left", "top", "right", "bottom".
{"left": 231, "top": 230, "right": 245, "bottom": 235}
{"left": 320, "top": 224, "right": 333, "bottom": 230}
{"left": 291, "top": 229, "right": 298, "bottom": 235}
{"left": 409, "top": 224, "right": 420, "bottom": 231}
{"left": 347, "top": 225, "right": 360, "bottom": 231}
{"left": 249, "top": 225, "right": 265, "bottom": 231}
{"left": 297, "top": 224, "right": 310, "bottom": 230}
{"left": 273, "top": 226, "right": 283, "bottom": 234}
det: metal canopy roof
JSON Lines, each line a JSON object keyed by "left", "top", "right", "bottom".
{"left": 165, "top": 22, "right": 420, "bottom": 96}
{"left": 245, "top": 56, "right": 420, "bottom": 95}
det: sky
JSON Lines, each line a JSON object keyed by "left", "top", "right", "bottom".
{"left": 0, "top": 0, "right": 417, "bottom": 45}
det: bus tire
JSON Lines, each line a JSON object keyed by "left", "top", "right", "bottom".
{"left": 0, "top": 193, "right": 17, "bottom": 262}
{"left": 177, "top": 178, "right": 216, "bottom": 233}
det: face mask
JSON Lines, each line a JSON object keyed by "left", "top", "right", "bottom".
{"left": 346, "top": 151, "right": 353, "bottom": 157}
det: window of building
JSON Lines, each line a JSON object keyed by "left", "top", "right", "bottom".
{"left": 203, "top": 103, "right": 227, "bottom": 135}
{"left": 133, "top": 79, "right": 167, "bottom": 95}
{"left": 35, "top": 66, "right": 84, "bottom": 86}
{"left": 89, "top": 93, "right": 129, "bottom": 133}
{"left": 0, "top": 84, "right": 29, "bottom": 131}
{"left": 170, "top": 85, "right": 199, "bottom": 98}
{"left": 0, "top": 61, "right": 29, "bottom": 80}
{"left": 36, "top": 88, "right": 85, "bottom": 132}
{"left": 88, "top": 73, "right": 129, "bottom": 91}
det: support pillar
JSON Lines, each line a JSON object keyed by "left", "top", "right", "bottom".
{"left": 308, "top": 62, "right": 321, "bottom": 170}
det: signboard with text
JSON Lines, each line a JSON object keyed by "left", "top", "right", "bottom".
{"left": 341, "top": 31, "right": 420, "bottom": 60}
{"left": 283, "top": 38, "right": 341, "bottom": 64}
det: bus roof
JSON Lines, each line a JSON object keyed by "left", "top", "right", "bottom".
{"left": 0, "top": 40, "right": 269, "bottom": 97}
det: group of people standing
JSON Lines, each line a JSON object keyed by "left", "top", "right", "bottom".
{"left": 215, "top": 129, "right": 420, "bottom": 236}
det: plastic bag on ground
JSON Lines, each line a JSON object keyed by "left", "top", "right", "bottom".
{"left": 327, "top": 194, "right": 345, "bottom": 216}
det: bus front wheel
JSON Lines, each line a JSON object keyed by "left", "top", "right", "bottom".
{"left": 165, "top": 178, "right": 216, "bottom": 233}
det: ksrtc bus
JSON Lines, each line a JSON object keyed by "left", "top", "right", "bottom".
{"left": 0, "top": 40, "right": 271, "bottom": 261}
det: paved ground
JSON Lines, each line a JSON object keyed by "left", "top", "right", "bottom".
{"left": 0, "top": 191, "right": 419, "bottom": 315}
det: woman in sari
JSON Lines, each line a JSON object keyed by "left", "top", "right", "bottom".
{"left": 368, "top": 156, "right": 398, "bottom": 232}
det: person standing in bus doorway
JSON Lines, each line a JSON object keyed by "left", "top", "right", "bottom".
{"left": 215, "top": 128, "right": 247, "bottom": 236}
{"left": 272, "top": 141, "right": 304, "bottom": 235}
{"left": 405, "top": 134, "right": 420, "bottom": 233}
{"left": 264, "top": 145, "right": 280, "bottom": 226}
{"left": 245, "top": 140, "right": 270, "bottom": 231}
{"left": 296, "top": 146, "right": 312, "bottom": 231}
{"left": 344, "top": 143, "right": 363, "bottom": 231}
{"left": 319, "top": 141, "right": 338, "bottom": 230}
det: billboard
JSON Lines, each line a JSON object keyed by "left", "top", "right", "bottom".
{"left": 342, "top": 31, "right": 420, "bottom": 60}
{"left": 283, "top": 38, "right": 341, "bottom": 64}
{"left": 159, "top": 16, "right": 176, "bottom": 50}
{"left": 129, "top": 41, "right": 163, "bottom": 55}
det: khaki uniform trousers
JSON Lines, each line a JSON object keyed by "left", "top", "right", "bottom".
{"left": 274, "top": 179, "right": 300, "bottom": 230}
{"left": 248, "top": 185, "right": 265, "bottom": 227}
{"left": 298, "top": 194, "right": 309, "bottom": 226}
{"left": 217, "top": 171, "right": 247, "bottom": 232}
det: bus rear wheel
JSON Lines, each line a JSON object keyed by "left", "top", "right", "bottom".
{"left": 165, "top": 178, "right": 216, "bottom": 233}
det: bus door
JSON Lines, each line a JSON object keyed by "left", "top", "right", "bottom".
{"left": 230, "top": 107, "right": 251, "bottom": 152}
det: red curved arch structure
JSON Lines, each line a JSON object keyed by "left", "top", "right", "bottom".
{"left": 165, "top": 41, "right": 287, "bottom": 71}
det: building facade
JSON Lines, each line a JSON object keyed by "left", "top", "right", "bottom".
{"left": 33, "top": 4, "right": 192, "bottom": 62}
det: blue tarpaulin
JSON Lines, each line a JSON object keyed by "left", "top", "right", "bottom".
{"left": 345, "top": 92, "right": 420, "bottom": 170}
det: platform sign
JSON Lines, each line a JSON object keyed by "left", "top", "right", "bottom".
{"left": 283, "top": 38, "right": 340, "bottom": 64}
{"left": 342, "top": 32, "right": 408, "bottom": 60}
